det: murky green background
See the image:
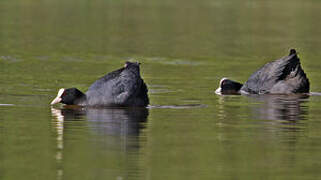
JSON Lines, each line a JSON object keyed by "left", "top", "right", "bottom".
{"left": 1, "top": 0, "right": 321, "bottom": 179}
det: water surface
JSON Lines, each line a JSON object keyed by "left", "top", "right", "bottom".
{"left": 1, "top": 0, "right": 321, "bottom": 179}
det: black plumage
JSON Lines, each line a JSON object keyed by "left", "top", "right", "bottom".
{"left": 216, "top": 49, "right": 310, "bottom": 95}
{"left": 51, "top": 61, "right": 149, "bottom": 107}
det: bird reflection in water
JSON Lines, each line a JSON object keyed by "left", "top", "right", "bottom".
{"left": 51, "top": 106, "right": 149, "bottom": 180}
{"left": 216, "top": 94, "right": 309, "bottom": 150}
{"left": 246, "top": 94, "right": 309, "bottom": 165}
{"left": 216, "top": 94, "right": 309, "bottom": 129}
{"left": 249, "top": 94, "right": 309, "bottom": 122}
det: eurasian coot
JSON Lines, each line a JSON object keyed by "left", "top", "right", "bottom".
{"left": 215, "top": 49, "right": 310, "bottom": 95}
{"left": 51, "top": 61, "right": 149, "bottom": 107}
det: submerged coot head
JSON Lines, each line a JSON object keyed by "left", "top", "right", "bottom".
{"left": 51, "top": 88, "right": 86, "bottom": 105}
{"left": 215, "top": 78, "right": 243, "bottom": 95}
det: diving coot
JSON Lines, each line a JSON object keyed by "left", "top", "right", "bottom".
{"left": 215, "top": 49, "right": 310, "bottom": 95}
{"left": 51, "top": 61, "right": 149, "bottom": 107}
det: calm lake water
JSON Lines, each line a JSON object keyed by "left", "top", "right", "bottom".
{"left": 1, "top": 0, "right": 321, "bottom": 179}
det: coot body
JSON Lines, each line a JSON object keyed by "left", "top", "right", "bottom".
{"left": 51, "top": 61, "right": 149, "bottom": 107}
{"left": 216, "top": 49, "right": 310, "bottom": 95}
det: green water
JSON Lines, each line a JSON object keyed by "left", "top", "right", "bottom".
{"left": 1, "top": 0, "right": 321, "bottom": 179}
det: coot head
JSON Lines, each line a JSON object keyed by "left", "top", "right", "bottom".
{"left": 215, "top": 78, "right": 243, "bottom": 95}
{"left": 51, "top": 88, "right": 86, "bottom": 105}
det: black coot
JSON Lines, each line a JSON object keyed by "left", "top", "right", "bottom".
{"left": 51, "top": 61, "right": 149, "bottom": 107}
{"left": 215, "top": 49, "right": 310, "bottom": 95}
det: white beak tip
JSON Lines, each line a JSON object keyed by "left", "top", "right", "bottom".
{"left": 50, "top": 88, "right": 65, "bottom": 105}
{"left": 215, "top": 87, "right": 222, "bottom": 95}
{"left": 50, "top": 98, "right": 61, "bottom": 105}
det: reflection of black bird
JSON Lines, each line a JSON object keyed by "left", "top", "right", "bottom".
{"left": 57, "top": 108, "right": 86, "bottom": 120}
{"left": 50, "top": 107, "right": 149, "bottom": 180}
{"left": 51, "top": 61, "right": 149, "bottom": 107}
{"left": 85, "top": 108, "right": 148, "bottom": 136}
{"left": 216, "top": 49, "right": 310, "bottom": 95}
{"left": 249, "top": 94, "right": 309, "bottom": 122}
{"left": 52, "top": 107, "right": 149, "bottom": 136}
